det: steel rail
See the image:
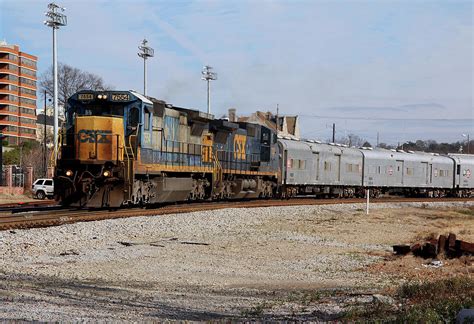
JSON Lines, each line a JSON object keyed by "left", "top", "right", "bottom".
{"left": 0, "top": 197, "right": 472, "bottom": 231}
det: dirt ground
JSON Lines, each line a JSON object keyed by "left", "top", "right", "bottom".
{"left": 0, "top": 193, "right": 36, "bottom": 204}
{"left": 0, "top": 202, "right": 472, "bottom": 321}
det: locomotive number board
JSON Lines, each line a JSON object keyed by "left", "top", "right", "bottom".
{"left": 111, "top": 93, "right": 130, "bottom": 101}
{"left": 78, "top": 93, "right": 94, "bottom": 100}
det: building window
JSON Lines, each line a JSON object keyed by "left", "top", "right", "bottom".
{"left": 3, "top": 75, "right": 18, "bottom": 82}
{"left": 0, "top": 64, "right": 18, "bottom": 72}
{"left": 19, "top": 127, "right": 35, "bottom": 134}
{"left": 19, "top": 77, "right": 36, "bottom": 87}
{"left": 1, "top": 95, "right": 18, "bottom": 102}
{"left": 19, "top": 97, "right": 35, "bottom": 106}
{"left": 0, "top": 54, "right": 18, "bottom": 61}
{"left": 20, "top": 88, "right": 36, "bottom": 96}
{"left": 1, "top": 105, "right": 18, "bottom": 112}
{"left": 5, "top": 115, "right": 18, "bottom": 122}
{"left": 20, "top": 57, "right": 36, "bottom": 68}
{"left": 19, "top": 67, "right": 36, "bottom": 77}
{"left": 20, "top": 117, "right": 34, "bottom": 124}
{"left": 20, "top": 107, "right": 34, "bottom": 115}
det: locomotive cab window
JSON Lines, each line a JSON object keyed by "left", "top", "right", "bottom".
{"left": 128, "top": 107, "right": 140, "bottom": 128}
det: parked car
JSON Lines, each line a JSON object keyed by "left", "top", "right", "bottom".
{"left": 32, "top": 178, "right": 54, "bottom": 199}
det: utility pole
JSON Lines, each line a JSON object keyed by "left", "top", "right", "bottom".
{"left": 137, "top": 39, "right": 154, "bottom": 96}
{"left": 463, "top": 134, "right": 470, "bottom": 154}
{"left": 43, "top": 91, "right": 51, "bottom": 177}
{"left": 377, "top": 132, "right": 380, "bottom": 147}
{"left": 332, "top": 123, "right": 336, "bottom": 143}
{"left": 44, "top": 2, "right": 67, "bottom": 162}
{"left": 276, "top": 104, "right": 279, "bottom": 134}
{"left": 201, "top": 65, "right": 217, "bottom": 114}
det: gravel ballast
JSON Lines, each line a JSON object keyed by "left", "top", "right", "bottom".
{"left": 0, "top": 201, "right": 473, "bottom": 321}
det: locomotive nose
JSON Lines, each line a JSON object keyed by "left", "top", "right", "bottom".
{"left": 75, "top": 116, "right": 124, "bottom": 163}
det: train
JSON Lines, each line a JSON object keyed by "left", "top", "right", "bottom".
{"left": 54, "top": 90, "right": 474, "bottom": 207}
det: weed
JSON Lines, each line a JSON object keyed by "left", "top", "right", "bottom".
{"left": 343, "top": 276, "right": 474, "bottom": 322}
{"left": 285, "top": 290, "right": 322, "bottom": 305}
{"left": 241, "top": 302, "right": 269, "bottom": 317}
{"left": 344, "top": 300, "right": 395, "bottom": 321}
{"left": 398, "top": 276, "right": 473, "bottom": 299}
{"left": 457, "top": 208, "right": 474, "bottom": 217}
{"left": 301, "top": 291, "right": 321, "bottom": 305}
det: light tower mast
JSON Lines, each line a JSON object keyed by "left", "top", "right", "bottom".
{"left": 137, "top": 39, "right": 154, "bottom": 96}
{"left": 44, "top": 2, "right": 67, "bottom": 160}
{"left": 201, "top": 65, "right": 217, "bottom": 114}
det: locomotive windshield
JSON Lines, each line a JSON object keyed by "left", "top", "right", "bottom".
{"left": 66, "top": 102, "right": 126, "bottom": 126}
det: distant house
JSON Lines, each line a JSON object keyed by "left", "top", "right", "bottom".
{"left": 36, "top": 113, "right": 54, "bottom": 143}
{"left": 228, "top": 109, "right": 300, "bottom": 138}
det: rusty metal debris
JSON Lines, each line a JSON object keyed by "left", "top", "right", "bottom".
{"left": 393, "top": 233, "right": 474, "bottom": 258}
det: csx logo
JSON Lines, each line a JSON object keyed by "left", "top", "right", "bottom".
{"left": 78, "top": 129, "right": 112, "bottom": 143}
{"left": 233, "top": 134, "right": 246, "bottom": 160}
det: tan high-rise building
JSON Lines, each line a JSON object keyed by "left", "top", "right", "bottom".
{"left": 0, "top": 41, "right": 37, "bottom": 145}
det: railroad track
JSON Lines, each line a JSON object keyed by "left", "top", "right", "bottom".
{"left": 0, "top": 197, "right": 472, "bottom": 231}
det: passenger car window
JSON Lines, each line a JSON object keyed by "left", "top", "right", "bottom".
{"left": 44, "top": 180, "right": 53, "bottom": 186}
{"left": 35, "top": 180, "right": 44, "bottom": 185}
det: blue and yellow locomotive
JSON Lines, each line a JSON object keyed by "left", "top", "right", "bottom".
{"left": 55, "top": 90, "right": 279, "bottom": 207}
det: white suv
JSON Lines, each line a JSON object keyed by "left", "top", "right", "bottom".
{"left": 32, "top": 178, "right": 54, "bottom": 199}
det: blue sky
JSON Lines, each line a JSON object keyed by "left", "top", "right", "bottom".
{"left": 1, "top": 0, "right": 472, "bottom": 145}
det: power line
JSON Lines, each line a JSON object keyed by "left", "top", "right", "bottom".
{"left": 298, "top": 114, "right": 474, "bottom": 122}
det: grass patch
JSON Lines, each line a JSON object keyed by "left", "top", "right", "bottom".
{"left": 284, "top": 291, "right": 321, "bottom": 306}
{"left": 344, "top": 276, "right": 474, "bottom": 322}
{"left": 241, "top": 302, "right": 270, "bottom": 317}
{"left": 457, "top": 208, "right": 474, "bottom": 217}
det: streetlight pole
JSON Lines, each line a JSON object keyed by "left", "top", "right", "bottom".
{"left": 137, "top": 39, "right": 154, "bottom": 96}
{"left": 201, "top": 65, "right": 217, "bottom": 114}
{"left": 44, "top": 2, "right": 67, "bottom": 162}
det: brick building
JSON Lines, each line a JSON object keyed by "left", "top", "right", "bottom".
{"left": 0, "top": 41, "right": 37, "bottom": 145}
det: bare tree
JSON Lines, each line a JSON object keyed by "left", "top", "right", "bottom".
{"left": 336, "top": 133, "right": 368, "bottom": 147}
{"left": 39, "top": 63, "right": 113, "bottom": 116}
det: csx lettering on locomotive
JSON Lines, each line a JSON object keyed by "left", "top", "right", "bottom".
{"left": 78, "top": 129, "right": 112, "bottom": 143}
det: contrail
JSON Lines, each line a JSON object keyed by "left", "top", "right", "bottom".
{"left": 148, "top": 11, "right": 208, "bottom": 64}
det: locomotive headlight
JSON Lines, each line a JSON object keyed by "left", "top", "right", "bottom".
{"left": 97, "top": 94, "right": 103, "bottom": 99}
{"left": 103, "top": 170, "right": 111, "bottom": 177}
{"left": 65, "top": 170, "right": 73, "bottom": 177}
{"left": 102, "top": 94, "right": 108, "bottom": 99}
